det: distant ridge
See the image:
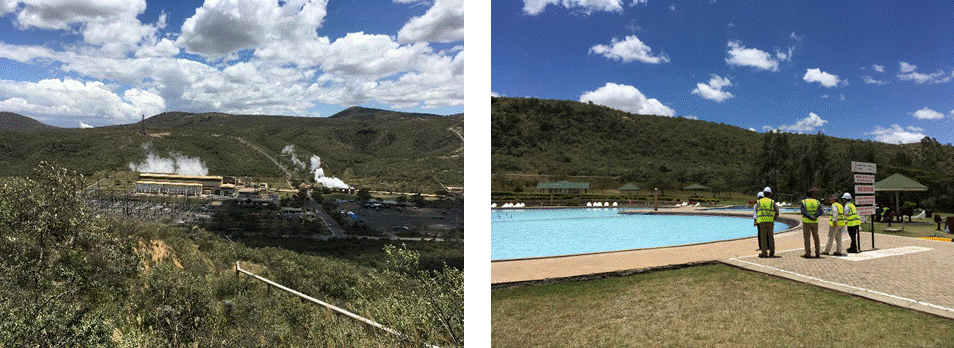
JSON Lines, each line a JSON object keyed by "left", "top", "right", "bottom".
{"left": 329, "top": 106, "right": 441, "bottom": 120}
{"left": 0, "top": 112, "right": 57, "bottom": 131}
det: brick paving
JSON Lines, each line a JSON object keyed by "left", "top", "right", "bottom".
{"left": 492, "top": 209, "right": 954, "bottom": 319}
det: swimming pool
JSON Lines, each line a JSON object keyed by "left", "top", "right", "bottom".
{"left": 491, "top": 208, "right": 792, "bottom": 260}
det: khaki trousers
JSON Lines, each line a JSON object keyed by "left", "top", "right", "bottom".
{"left": 825, "top": 224, "right": 844, "bottom": 254}
{"left": 758, "top": 222, "right": 775, "bottom": 254}
{"left": 802, "top": 222, "right": 819, "bottom": 255}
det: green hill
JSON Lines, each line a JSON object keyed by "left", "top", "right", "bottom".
{"left": 0, "top": 108, "right": 464, "bottom": 192}
{"left": 0, "top": 111, "right": 57, "bottom": 131}
{"left": 492, "top": 97, "right": 954, "bottom": 211}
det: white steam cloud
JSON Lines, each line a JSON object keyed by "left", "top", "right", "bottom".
{"left": 281, "top": 144, "right": 307, "bottom": 169}
{"left": 310, "top": 155, "right": 351, "bottom": 189}
{"left": 129, "top": 145, "right": 209, "bottom": 176}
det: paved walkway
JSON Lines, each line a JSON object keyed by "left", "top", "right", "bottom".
{"left": 491, "top": 209, "right": 954, "bottom": 320}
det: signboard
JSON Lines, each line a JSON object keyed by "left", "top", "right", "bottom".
{"left": 851, "top": 161, "right": 877, "bottom": 174}
{"left": 853, "top": 174, "right": 875, "bottom": 184}
{"left": 855, "top": 195, "right": 876, "bottom": 206}
{"left": 855, "top": 184, "right": 875, "bottom": 194}
{"left": 858, "top": 206, "right": 877, "bottom": 216}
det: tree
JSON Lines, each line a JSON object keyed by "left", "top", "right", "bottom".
{"left": 357, "top": 188, "right": 372, "bottom": 202}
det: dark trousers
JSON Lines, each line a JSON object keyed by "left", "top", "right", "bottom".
{"left": 847, "top": 225, "right": 860, "bottom": 252}
{"left": 758, "top": 222, "right": 775, "bottom": 255}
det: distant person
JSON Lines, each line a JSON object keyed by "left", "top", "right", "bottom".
{"left": 881, "top": 205, "right": 891, "bottom": 223}
{"left": 754, "top": 191, "right": 764, "bottom": 251}
{"left": 754, "top": 187, "right": 780, "bottom": 258}
{"left": 843, "top": 193, "right": 861, "bottom": 253}
{"left": 824, "top": 194, "right": 847, "bottom": 256}
{"left": 799, "top": 190, "right": 823, "bottom": 258}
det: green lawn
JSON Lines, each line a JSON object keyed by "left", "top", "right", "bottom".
{"left": 492, "top": 264, "right": 954, "bottom": 348}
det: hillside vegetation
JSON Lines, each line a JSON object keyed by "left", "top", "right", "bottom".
{"left": 492, "top": 97, "right": 954, "bottom": 211}
{"left": 0, "top": 163, "right": 462, "bottom": 347}
{"left": 0, "top": 108, "right": 463, "bottom": 192}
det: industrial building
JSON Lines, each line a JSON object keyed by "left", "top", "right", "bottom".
{"left": 135, "top": 173, "right": 223, "bottom": 196}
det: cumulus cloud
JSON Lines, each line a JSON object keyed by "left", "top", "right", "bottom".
{"left": 589, "top": 35, "right": 670, "bottom": 64}
{"left": 896, "top": 62, "right": 952, "bottom": 84}
{"left": 0, "top": 1, "right": 463, "bottom": 123}
{"left": 522, "top": 0, "right": 623, "bottom": 15}
{"left": 580, "top": 82, "right": 675, "bottom": 116}
{"left": 691, "top": 75, "right": 734, "bottom": 102}
{"left": 803, "top": 68, "right": 842, "bottom": 88}
{"left": 911, "top": 107, "right": 944, "bottom": 120}
{"left": 872, "top": 64, "right": 885, "bottom": 72}
{"left": 177, "top": 0, "right": 328, "bottom": 59}
{"left": 397, "top": 0, "right": 463, "bottom": 43}
{"left": 776, "top": 112, "right": 828, "bottom": 132}
{"left": 867, "top": 124, "right": 926, "bottom": 144}
{"left": 0, "top": 78, "right": 164, "bottom": 123}
{"left": 726, "top": 41, "right": 782, "bottom": 71}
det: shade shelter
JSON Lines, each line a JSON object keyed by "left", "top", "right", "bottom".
{"left": 683, "top": 184, "right": 709, "bottom": 198}
{"left": 618, "top": 183, "right": 640, "bottom": 196}
{"left": 874, "top": 173, "right": 927, "bottom": 220}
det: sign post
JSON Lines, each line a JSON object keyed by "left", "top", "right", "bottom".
{"left": 851, "top": 161, "right": 877, "bottom": 250}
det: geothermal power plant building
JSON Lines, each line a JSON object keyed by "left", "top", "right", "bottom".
{"left": 135, "top": 173, "right": 224, "bottom": 196}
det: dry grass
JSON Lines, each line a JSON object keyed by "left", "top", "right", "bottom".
{"left": 492, "top": 264, "right": 954, "bottom": 348}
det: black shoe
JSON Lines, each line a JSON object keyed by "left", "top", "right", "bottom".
{"left": 758, "top": 254, "right": 768, "bottom": 258}
{"left": 833, "top": 252, "right": 847, "bottom": 256}
{"left": 801, "top": 254, "right": 812, "bottom": 259}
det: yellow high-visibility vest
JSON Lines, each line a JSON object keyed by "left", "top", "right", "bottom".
{"left": 829, "top": 202, "right": 846, "bottom": 227}
{"left": 756, "top": 198, "right": 776, "bottom": 223}
{"left": 845, "top": 202, "right": 860, "bottom": 227}
{"left": 801, "top": 198, "right": 820, "bottom": 223}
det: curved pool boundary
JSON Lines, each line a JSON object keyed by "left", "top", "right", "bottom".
{"left": 491, "top": 208, "right": 805, "bottom": 285}
{"left": 491, "top": 209, "right": 802, "bottom": 263}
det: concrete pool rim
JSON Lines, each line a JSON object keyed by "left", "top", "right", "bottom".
{"left": 491, "top": 210, "right": 803, "bottom": 263}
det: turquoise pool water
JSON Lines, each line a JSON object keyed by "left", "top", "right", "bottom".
{"left": 491, "top": 208, "right": 791, "bottom": 260}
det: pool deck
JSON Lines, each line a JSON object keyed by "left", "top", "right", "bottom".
{"left": 491, "top": 207, "right": 954, "bottom": 320}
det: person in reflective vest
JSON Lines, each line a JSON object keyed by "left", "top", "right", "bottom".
{"left": 799, "top": 190, "right": 823, "bottom": 258}
{"left": 824, "top": 194, "right": 848, "bottom": 256}
{"left": 753, "top": 191, "right": 764, "bottom": 251}
{"left": 844, "top": 193, "right": 862, "bottom": 253}
{"left": 753, "top": 187, "right": 780, "bottom": 258}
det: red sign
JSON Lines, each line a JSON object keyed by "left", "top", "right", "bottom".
{"left": 855, "top": 195, "right": 875, "bottom": 206}
{"left": 855, "top": 185, "right": 875, "bottom": 194}
{"left": 854, "top": 174, "right": 875, "bottom": 184}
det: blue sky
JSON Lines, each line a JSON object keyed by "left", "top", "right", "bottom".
{"left": 492, "top": 0, "right": 954, "bottom": 144}
{"left": 0, "top": 0, "right": 463, "bottom": 127}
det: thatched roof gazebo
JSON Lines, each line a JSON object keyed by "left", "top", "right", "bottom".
{"left": 874, "top": 173, "right": 927, "bottom": 213}
{"left": 683, "top": 183, "right": 710, "bottom": 197}
{"left": 618, "top": 183, "right": 640, "bottom": 195}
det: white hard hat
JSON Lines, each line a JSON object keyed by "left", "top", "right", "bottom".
{"left": 842, "top": 193, "right": 852, "bottom": 200}
{"left": 763, "top": 187, "right": 772, "bottom": 193}
{"left": 757, "top": 192, "right": 764, "bottom": 198}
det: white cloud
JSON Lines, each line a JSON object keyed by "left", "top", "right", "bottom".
{"left": 11, "top": 0, "right": 147, "bottom": 30}
{"left": 669, "top": 4, "right": 675, "bottom": 11}
{"left": 868, "top": 124, "right": 926, "bottom": 144}
{"left": 177, "top": 0, "right": 328, "bottom": 59}
{"left": 0, "top": 78, "right": 164, "bottom": 122}
{"left": 579, "top": 82, "right": 675, "bottom": 116}
{"left": 911, "top": 107, "right": 944, "bottom": 120}
{"left": 79, "top": 121, "right": 94, "bottom": 129}
{"left": 896, "top": 62, "right": 951, "bottom": 84}
{"left": 777, "top": 112, "right": 828, "bottom": 132}
{"left": 748, "top": 127, "right": 756, "bottom": 132}
{"left": 691, "top": 75, "right": 734, "bottom": 102}
{"left": 522, "top": 0, "right": 623, "bottom": 15}
{"left": 872, "top": 64, "right": 885, "bottom": 72}
{"left": 491, "top": 91, "right": 500, "bottom": 97}
{"left": 803, "top": 68, "right": 841, "bottom": 88}
{"left": 590, "top": 35, "right": 670, "bottom": 64}
{"left": 0, "top": 1, "right": 463, "bottom": 121}
{"left": 397, "top": 0, "right": 463, "bottom": 43}
{"left": 726, "top": 41, "right": 781, "bottom": 72}
{"left": 862, "top": 75, "right": 888, "bottom": 85}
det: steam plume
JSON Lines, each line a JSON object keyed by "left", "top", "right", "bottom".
{"left": 281, "top": 145, "right": 307, "bottom": 170}
{"left": 310, "top": 155, "right": 351, "bottom": 189}
{"left": 129, "top": 145, "right": 209, "bottom": 176}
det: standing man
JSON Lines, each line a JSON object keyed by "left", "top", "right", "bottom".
{"left": 844, "top": 193, "right": 861, "bottom": 253}
{"left": 754, "top": 191, "right": 764, "bottom": 251}
{"left": 799, "top": 190, "right": 823, "bottom": 258}
{"left": 824, "top": 193, "right": 847, "bottom": 256}
{"left": 754, "top": 187, "right": 780, "bottom": 258}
